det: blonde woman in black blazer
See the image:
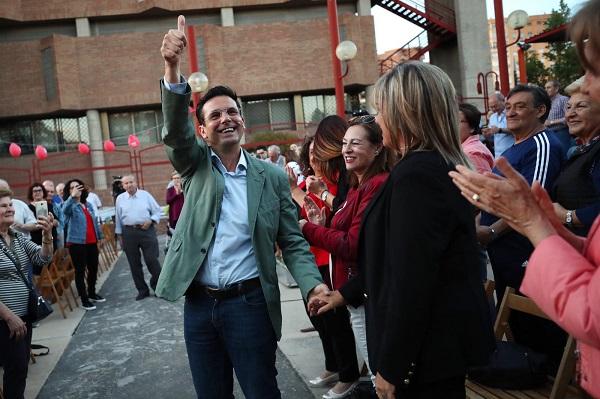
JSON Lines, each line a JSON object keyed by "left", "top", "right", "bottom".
{"left": 310, "top": 62, "right": 495, "bottom": 399}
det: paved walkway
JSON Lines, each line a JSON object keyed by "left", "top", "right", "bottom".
{"left": 27, "top": 238, "right": 326, "bottom": 398}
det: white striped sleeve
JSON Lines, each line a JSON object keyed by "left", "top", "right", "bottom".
{"left": 532, "top": 132, "right": 551, "bottom": 187}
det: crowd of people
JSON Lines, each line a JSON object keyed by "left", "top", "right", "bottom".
{"left": 157, "top": 1, "right": 600, "bottom": 397}
{"left": 0, "top": 171, "right": 189, "bottom": 397}
{"left": 2, "top": 1, "right": 600, "bottom": 398}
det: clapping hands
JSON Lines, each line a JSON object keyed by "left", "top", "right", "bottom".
{"left": 304, "top": 196, "right": 326, "bottom": 226}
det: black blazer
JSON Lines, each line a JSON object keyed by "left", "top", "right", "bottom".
{"left": 340, "top": 151, "right": 494, "bottom": 389}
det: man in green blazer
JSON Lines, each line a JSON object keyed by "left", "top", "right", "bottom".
{"left": 158, "top": 16, "right": 328, "bottom": 399}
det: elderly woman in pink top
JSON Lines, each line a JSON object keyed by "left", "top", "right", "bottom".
{"left": 450, "top": 5, "right": 600, "bottom": 393}
{"left": 459, "top": 103, "right": 494, "bottom": 174}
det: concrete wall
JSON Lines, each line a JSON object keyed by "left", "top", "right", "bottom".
{"left": 454, "top": 0, "right": 491, "bottom": 107}
{"left": 428, "top": 0, "right": 490, "bottom": 108}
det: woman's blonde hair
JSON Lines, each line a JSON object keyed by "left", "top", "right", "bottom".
{"left": 372, "top": 61, "right": 471, "bottom": 168}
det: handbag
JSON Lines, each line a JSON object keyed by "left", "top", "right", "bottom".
{"left": 468, "top": 341, "right": 549, "bottom": 389}
{"left": 0, "top": 235, "right": 54, "bottom": 322}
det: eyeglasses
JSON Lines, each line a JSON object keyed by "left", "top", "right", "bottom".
{"left": 349, "top": 115, "right": 376, "bottom": 125}
{"left": 32, "top": 188, "right": 43, "bottom": 193}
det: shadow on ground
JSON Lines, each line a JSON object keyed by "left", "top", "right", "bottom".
{"left": 37, "top": 237, "right": 315, "bottom": 399}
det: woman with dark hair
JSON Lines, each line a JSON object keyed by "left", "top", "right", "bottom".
{"left": 62, "top": 179, "right": 104, "bottom": 311}
{"left": 301, "top": 115, "right": 391, "bottom": 398}
{"left": 0, "top": 188, "right": 53, "bottom": 398}
{"left": 26, "top": 182, "right": 58, "bottom": 250}
{"left": 286, "top": 116, "right": 361, "bottom": 398}
{"left": 304, "top": 115, "right": 350, "bottom": 212}
{"left": 459, "top": 103, "right": 494, "bottom": 174}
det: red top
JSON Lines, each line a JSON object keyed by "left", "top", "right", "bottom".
{"left": 82, "top": 206, "right": 97, "bottom": 244}
{"left": 298, "top": 178, "right": 337, "bottom": 267}
{"left": 302, "top": 173, "right": 388, "bottom": 290}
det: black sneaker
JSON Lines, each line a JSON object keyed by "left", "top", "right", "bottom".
{"left": 89, "top": 294, "right": 106, "bottom": 303}
{"left": 81, "top": 300, "right": 97, "bottom": 310}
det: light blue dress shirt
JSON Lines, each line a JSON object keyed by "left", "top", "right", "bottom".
{"left": 114, "top": 189, "right": 162, "bottom": 234}
{"left": 489, "top": 110, "right": 515, "bottom": 158}
{"left": 164, "top": 76, "right": 259, "bottom": 288}
{"left": 195, "top": 150, "right": 259, "bottom": 288}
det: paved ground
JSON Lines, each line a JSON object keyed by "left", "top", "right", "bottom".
{"left": 36, "top": 243, "right": 316, "bottom": 399}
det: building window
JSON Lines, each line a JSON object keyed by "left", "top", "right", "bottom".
{"left": 108, "top": 110, "right": 163, "bottom": 146}
{"left": 0, "top": 116, "right": 89, "bottom": 156}
{"left": 302, "top": 94, "right": 338, "bottom": 123}
{"left": 242, "top": 98, "right": 294, "bottom": 132}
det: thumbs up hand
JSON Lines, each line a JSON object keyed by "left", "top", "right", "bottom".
{"left": 161, "top": 15, "right": 188, "bottom": 83}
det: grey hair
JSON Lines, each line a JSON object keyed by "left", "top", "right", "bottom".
{"left": 267, "top": 145, "right": 281, "bottom": 155}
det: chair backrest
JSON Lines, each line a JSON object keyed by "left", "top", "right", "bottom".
{"left": 494, "top": 287, "right": 549, "bottom": 341}
{"left": 493, "top": 287, "right": 579, "bottom": 399}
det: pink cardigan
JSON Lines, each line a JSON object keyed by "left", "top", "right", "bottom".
{"left": 521, "top": 217, "right": 600, "bottom": 398}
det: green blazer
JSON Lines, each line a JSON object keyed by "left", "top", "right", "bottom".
{"left": 156, "top": 82, "right": 322, "bottom": 339}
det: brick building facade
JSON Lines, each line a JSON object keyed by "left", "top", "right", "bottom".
{"left": 0, "top": 0, "right": 379, "bottom": 203}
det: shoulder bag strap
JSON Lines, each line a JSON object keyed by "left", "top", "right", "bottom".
{"left": 0, "top": 236, "right": 36, "bottom": 294}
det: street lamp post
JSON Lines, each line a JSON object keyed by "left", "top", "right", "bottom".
{"left": 477, "top": 71, "right": 500, "bottom": 114}
{"left": 493, "top": 0, "right": 510, "bottom": 96}
{"left": 327, "top": 0, "right": 346, "bottom": 118}
{"left": 327, "top": 1, "right": 357, "bottom": 119}
{"left": 185, "top": 24, "right": 209, "bottom": 130}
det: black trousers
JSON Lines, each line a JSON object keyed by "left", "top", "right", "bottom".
{"left": 122, "top": 225, "right": 162, "bottom": 295}
{"left": 304, "top": 266, "right": 360, "bottom": 383}
{"left": 0, "top": 317, "right": 32, "bottom": 399}
{"left": 69, "top": 243, "right": 99, "bottom": 302}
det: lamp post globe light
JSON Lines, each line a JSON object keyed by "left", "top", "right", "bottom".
{"left": 336, "top": 40, "right": 357, "bottom": 62}
{"left": 188, "top": 71, "right": 209, "bottom": 93}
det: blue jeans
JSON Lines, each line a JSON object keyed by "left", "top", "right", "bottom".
{"left": 184, "top": 286, "right": 280, "bottom": 399}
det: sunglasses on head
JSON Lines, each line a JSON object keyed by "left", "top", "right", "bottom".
{"left": 349, "top": 115, "right": 376, "bottom": 125}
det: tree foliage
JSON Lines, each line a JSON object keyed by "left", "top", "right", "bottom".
{"left": 525, "top": 52, "right": 549, "bottom": 87}
{"left": 542, "top": 0, "right": 583, "bottom": 89}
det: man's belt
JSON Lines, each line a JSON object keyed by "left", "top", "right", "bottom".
{"left": 124, "top": 224, "right": 148, "bottom": 229}
{"left": 186, "top": 277, "right": 261, "bottom": 301}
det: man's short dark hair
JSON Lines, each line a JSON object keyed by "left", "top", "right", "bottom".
{"left": 195, "top": 85, "right": 242, "bottom": 126}
{"left": 507, "top": 84, "right": 551, "bottom": 122}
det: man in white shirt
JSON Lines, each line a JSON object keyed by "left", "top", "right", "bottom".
{"left": 482, "top": 92, "right": 515, "bottom": 158}
{"left": 115, "top": 175, "right": 162, "bottom": 300}
{"left": 0, "top": 179, "right": 37, "bottom": 239}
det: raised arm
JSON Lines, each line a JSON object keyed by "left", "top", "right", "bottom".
{"left": 160, "top": 15, "right": 206, "bottom": 177}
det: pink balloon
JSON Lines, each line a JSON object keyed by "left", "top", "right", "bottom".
{"left": 103, "top": 140, "right": 116, "bottom": 152}
{"left": 35, "top": 145, "right": 48, "bottom": 160}
{"left": 128, "top": 134, "right": 140, "bottom": 148}
{"left": 9, "top": 143, "right": 21, "bottom": 158}
{"left": 78, "top": 143, "right": 90, "bottom": 155}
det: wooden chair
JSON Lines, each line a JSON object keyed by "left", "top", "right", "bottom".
{"left": 101, "top": 223, "right": 118, "bottom": 258}
{"left": 53, "top": 248, "right": 79, "bottom": 308}
{"left": 35, "top": 263, "right": 72, "bottom": 319}
{"left": 466, "top": 287, "right": 583, "bottom": 399}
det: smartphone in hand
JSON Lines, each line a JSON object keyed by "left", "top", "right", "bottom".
{"left": 33, "top": 201, "right": 48, "bottom": 218}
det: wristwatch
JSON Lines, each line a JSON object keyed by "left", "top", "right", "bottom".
{"left": 320, "top": 190, "right": 329, "bottom": 202}
{"left": 487, "top": 226, "right": 498, "bottom": 242}
{"left": 565, "top": 210, "right": 574, "bottom": 227}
